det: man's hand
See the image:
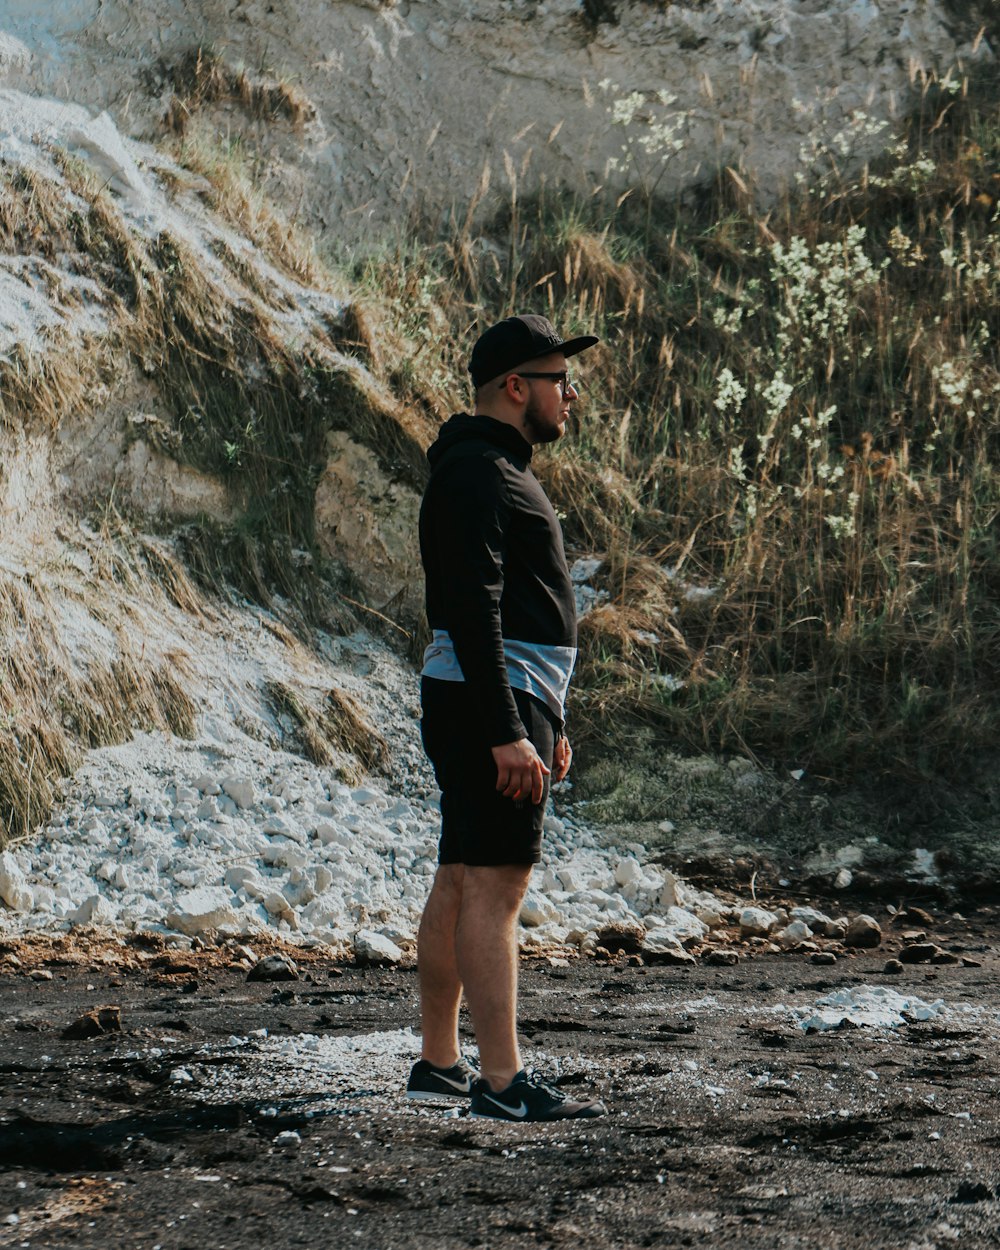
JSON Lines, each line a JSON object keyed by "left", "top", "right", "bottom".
{"left": 492, "top": 738, "right": 550, "bottom": 805}
{"left": 553, "top": 734, "right": 572, "bottom": 783}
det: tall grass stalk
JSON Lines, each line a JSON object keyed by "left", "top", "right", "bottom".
{"left": 367, "top": 67, "right": 1000, "bottom": 781}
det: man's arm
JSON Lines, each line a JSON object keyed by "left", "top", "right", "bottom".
{"left": 427, "top": 456, "right": 525, "bottom": 746}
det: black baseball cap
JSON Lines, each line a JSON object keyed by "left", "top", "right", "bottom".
{"left": 469, "top": 314, "right": 599, "bottom": 388}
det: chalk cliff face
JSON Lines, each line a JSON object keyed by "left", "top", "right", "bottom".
{"left": 0, "top": 0, "right": 991, "bottom": 841}
{"left": 0, "top": 0, "right": 987, "bottom": 240}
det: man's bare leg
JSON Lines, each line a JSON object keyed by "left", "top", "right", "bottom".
{"left": 456, "top": 863, "right": 532, "bottom": 1092}
{"left": 416, "top": 863, "right": 465, "bottom": 1068}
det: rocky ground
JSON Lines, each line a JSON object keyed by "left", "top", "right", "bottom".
{"left": 2, "top": 905, "right": 1000, "bottom": 1250}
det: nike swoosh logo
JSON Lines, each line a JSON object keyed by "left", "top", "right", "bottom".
{"left": 484, "top": 1094, "right": 529, "bottom": 1118}
{"left": 436, "top": 1073, "right": 472, "bottom": 1093}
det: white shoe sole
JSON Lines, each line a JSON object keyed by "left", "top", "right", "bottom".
{"left": 405, "top": 1089, "right": 471, "bottom": 1104}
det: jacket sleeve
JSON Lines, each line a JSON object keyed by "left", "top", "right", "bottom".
{"left": 426, "top": 454, "right": 526, "bottom": 746}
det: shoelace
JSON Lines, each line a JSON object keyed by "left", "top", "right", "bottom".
{"left": 521, "top": 1070, "right": 566, "bottom": 1101}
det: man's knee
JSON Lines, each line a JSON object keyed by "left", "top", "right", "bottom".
{"left": 462, "top": 863, "right": 532, "bottom": 913}
{"left": 421, "top": 863, "right": 465, "bottom": 927}
{"left": 431, "top": 863, "right": 465, "bottom": 899}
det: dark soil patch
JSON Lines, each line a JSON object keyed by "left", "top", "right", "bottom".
{"left": 2, "top": 916, "right": 1000, "bottom": 1248}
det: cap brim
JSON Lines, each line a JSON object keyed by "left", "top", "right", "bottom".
{"left": 551, "top": 334, "right": 599, "bottom": 360}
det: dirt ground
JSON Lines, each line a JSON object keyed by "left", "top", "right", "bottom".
{"left": 2, "top": 904, "right": 1000, "bottom": 1250}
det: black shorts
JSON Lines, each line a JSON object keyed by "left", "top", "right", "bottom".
{"left": 420, "top": 677, "right": 558, "bottom": 866}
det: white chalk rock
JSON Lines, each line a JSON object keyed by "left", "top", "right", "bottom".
{"left": 312, "top": 866, "right": 335, "bottom": 893}
{"left": 657, "top": 872, "right": 680, "bottom": 909}
{"left": 224, "top": 865, "right": 261, "bottom": 891}
{"left": 262, "top": 815, "right": 297, "bottom": 836}
{"left": 167, "top": 886, "right": 238, "bottom": 935}
{"left": 69, "top": 894, "right": 114, "bottom": 926}
{"left": 613, "top": 856, "right": 643, "bottom": 888}
{"left": 354, "top": 929, "right": 403, "bottom": 965}
{"left": 664, "top": 906, "right": 709, "bottom": 943}
{"left": 0, "top": 852, "right": 32, "bottom": 912}
{"left": 520, "top": 891, "right": 558, "bottom": 928}
{"left": 791, "top": 906, "right": 837, "bottom": 936}
{"left": 222, "top": 777, "right": 256, "bottom": 809}
{"left": 262, "top": 891, "right": 291, "bottom": 917}
{"left": 641, "top": 927, "right": 684, "bottom": 954}
{"left": 351, "top": 787, "right": 383, "bottom": 807}
{"left": 778, "top": 919, "right": 814, "bottom": 948}
{"left": 556, "top": 866, "right": 586, "bottom": 893}
{"left": 740, "top": 906, "right": 780, "bottom": 937}
{"left": 315, "top": 822, "right": 351, "bottom": 847}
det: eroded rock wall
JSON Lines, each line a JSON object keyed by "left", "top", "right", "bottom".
{"left": 0, "top": 1, "right": 988, "bottom": 240}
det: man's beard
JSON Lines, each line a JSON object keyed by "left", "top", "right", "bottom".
{"left": 523, "top": 400, "right": 563, "bottom": 445}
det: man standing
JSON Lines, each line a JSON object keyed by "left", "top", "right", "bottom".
{"left": 406, "top": 314, "right": 606, "bottom": 1122}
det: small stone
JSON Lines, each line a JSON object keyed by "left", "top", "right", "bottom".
{"left": 834, "top": 868, "right": 853, "bottom": 889}
{"left": 354, "top": 929, "right": 403, "bottom": 966}
{"left": 520, "top": 891, "right": 558, "bottom": 928}
{"left": 901, "top": 929, "right": 927, "bottom": 943}
{"left": 663, "top": 906, "right": 708, "bottom": 943}
{"left": 247, "top": 954, "right": 299, "bottom": 982}
{"left": 274, "top": 1130, "right": 302, "bottom": 1150}
{"left": 961, "top": 956, "right": 983, "bottom": 968}
{"left": 262, "top": 891, "right": 291, "bottom": 917}
{"left": 221, "top": 777, "right": 255, "bottom": 809}
{"left": 643, "top": 947, "right": 696, "bottom": 967}
{"left": 898, "top": 942, "right": 941, "bottom": 965}
{"left": 702, "top": 949, "right": 739, "bottom": 967}
{"left": 596, "top": 920, "right": 646, "bottom": 954}
{"left": 740, "top": 907, "right": 779, "bottom": 937}
{"left": 29, "top": 969, "right": 54, "bottom": 981}
{"left": 790, "top": 906, "right": 840, "bottom": 936}
{"left": 902, "top": 906, "right": 934, "bottom": 927}
{"left": 640, "top": 927, "right": 683, "bottom": 956}
{"left": 69, "top": 895, "right": 113, "bottom": 927}
{"left": 930, "top": 950, "right": 961, "bottom": 966}
{"left": 167, "top": 887, "right": 238, "bottom": 936}
{"left": 777, "top": 920, "right": 813, "bottom": 948}
{"left": 613, "top": 857, "right": 643, "bottom": 888}
{"left": 844, "top": 915, "right": 882, "bottom": 948}
{"left": 193, "top": 773, "right": 221, "bottom": 795}
{"left": 810, "top": 952, "right": 838, "bottom": 966}
{"left": 62, "top": 1006, "right": 122, "bottom": 1039}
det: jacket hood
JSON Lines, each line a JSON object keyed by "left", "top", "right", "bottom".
{"left": 426, "top": 413, "right": 533, "bottom": 468}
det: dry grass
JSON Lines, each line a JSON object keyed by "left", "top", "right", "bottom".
{"left": 0, "top": 142, "right": 421, "bottom": 843}
{"left": 173, "top": 134, "right": 323, "bottom": 285}
{"left": 365, "top": 66, "right": 1000, "bottom": 783}
{"left": 0, "top": 569, "right": 198, "bottom": 848}
{"left": 265, "top": 680, "right": 388, "bottom": 780}
{"left": 163, "top": 47, "right": 315, "bottom": 135}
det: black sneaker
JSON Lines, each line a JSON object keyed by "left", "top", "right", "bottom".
{"left": 469, "top": 1069, "right": 606, "bottom": 1122}
{"left": 406, "top": 1056, "right": 479, "bottom": 1103}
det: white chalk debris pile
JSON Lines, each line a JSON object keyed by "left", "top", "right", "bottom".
{"left": 0, "top": 723, "right": 739, "bottom": 960}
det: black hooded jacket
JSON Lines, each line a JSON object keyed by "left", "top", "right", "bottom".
{"left": 419, "top": 414, "right": 577, "bottom": 746}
